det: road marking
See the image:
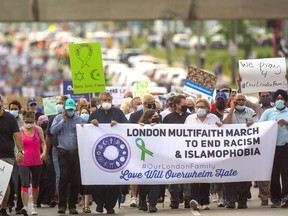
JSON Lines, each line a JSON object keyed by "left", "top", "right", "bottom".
{"left": 190, "top": 210, "right": 201, "bottom": 216}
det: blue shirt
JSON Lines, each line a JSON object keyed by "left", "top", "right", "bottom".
{"left": 50, "top": 113, "right": 84, "bottom": 150}
{"left": 260, "top": 107, "right": 288, "bottom": 146}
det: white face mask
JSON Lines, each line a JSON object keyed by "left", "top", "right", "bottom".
{"left": 102, "top": 102, "right": 112, "bottom": 110}
{"left": 25, "top": 123, "right": 34, "bottom": 129}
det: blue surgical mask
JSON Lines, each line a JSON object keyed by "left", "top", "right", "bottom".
{"left": 137, "top": 104, "right": 143, "bottom": 111}
{"left": 235, "top": 104, "right": 246, "bottom": 110}
{"left": 10, "top": 110, "right": 19, "bottom": 118}
{"left": 275, "top": 100, "right": 286, "bottom": 110}
{"left": 260, "top": 97, "right": 272, "bottom": 106}
{"left": 197, "top": 108, "right": 207, "bottom": 117}
{"left": 81, "top": 113, "right": 89, "bottom": 122}
{"left": 224, "top": 93, "right": 230, "bottom": 100}
{"left": 66, "top": 110, "right": 75, "bottom": 117}
{"left": 56, "top": 104, "right": 64, "bottom": 113}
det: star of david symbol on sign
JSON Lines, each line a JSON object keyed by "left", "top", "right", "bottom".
{"left": 74, "top": 71, "right": 85, "bottom": 81}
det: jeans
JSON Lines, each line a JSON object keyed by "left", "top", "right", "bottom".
{"left": 52, "top": 147, "right": 60, "bottom": 194}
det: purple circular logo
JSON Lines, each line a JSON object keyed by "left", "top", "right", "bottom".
{"left": 92, "top": 134, "right": 131, "bottom": 172}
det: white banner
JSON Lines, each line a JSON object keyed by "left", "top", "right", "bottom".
{"left": 77, "top": 121, "right": 277, "bottom": 185}
{"left": 239, "top": 57, "right": 288, "bottom": 94}
{"left": 0, "top": 159, "right": 14, "bottom": 205}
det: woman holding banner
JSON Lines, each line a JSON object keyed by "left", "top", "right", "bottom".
{"left": 184, "top": 98, "right": 222, "bottom": 211}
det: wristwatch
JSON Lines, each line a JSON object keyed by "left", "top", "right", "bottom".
{"left": 19, "top": 150, "right": 24, "bottom": 155}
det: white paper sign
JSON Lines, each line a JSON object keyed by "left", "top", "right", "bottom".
{"left": 77, "top": 121, "right": 277, "bottom": 185}
{"left": 105, "top": 86, "right": 130, "bottom": 105}
{"left": 0, "top": 159, "right": 14, "bottom": 205}
{"left": 239, "top": 57, "right": 288, "bottom": 94}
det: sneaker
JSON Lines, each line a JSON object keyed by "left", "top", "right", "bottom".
{"left": 271, "top": 200, "right": 281, "bottom": 208}
{"left": 189, "top": 199, "right": 201, "bottom": 211}
{"left": 149, "top": 205, "right": 157, "bottom": 213}
{"left": 226, "top": 202, "right": 236, "bottom": 209}
{"left": 31, "top": 205, "right": 38, "bottom": 215}
{"left": 138, "top": 201, "right": 148, "bottom": 211}
{"left": 202, "top": 204, "right": 210, "bottom": 210}
{"left": 21, "top": 207, "right": 28, "bottom": 216}
{"left": 130, "top": 197, "right": 137, "bottom": 208}
{"left": 217, "top": 198, "right": 225, "bottom": 207}
{"left": 261, "top": 200, "right": 269, "bottom": 206}
{"left": 69, "top": 208, "right": 78, "bottom": 214}
{"left": 57, "top": 206, "right": 66, "bottom": 214}
{"left": 281, "top": 196, "right": 288, "bottom": 208}
{"left": 96, "top": 205, "right": 103, "bottom": 213}
{"left": 106, "top": 209, "right": 115, "bottom": 214}
{"left": 209, "top": 193, "right": 218, "bottom": 203}
{"left": 169, "top": 202, "right": 179, "bottom": 209}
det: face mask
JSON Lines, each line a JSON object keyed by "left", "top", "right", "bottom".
{"left": 66, "top": 110, "right": 75, "bottom": 117}
{"left": 275, "top": 100, "right": 286, "bottom": 110}
{"left": 260, "top": 97, "right": 272, "bottom": 106}
{"left": 180, "top": 105, "right": 187, "bottom": 113}
{"left": 81, "top": 113, "right": 89, "bottom": 122}
{"left": 235, "top": 104, "right": 246, "bottom": 110}
{"left": 56, "top": 104, "right": 64, "bottom": 113}
{"left": 102, "top": 102, "right": 112, "bottom": 110}
{"left": 147, "top": 103, "right": 156, "bottom": 110}
{"left": 10, "top": 110, "right": 19, "bottom": 118}
{"left": 19, "top": 114, "right": 23, "bottom": 119}
{"left": 151, "top": 117, "right": 160, "bottom": 124}
{"left": 41, "top": 122, "right": 48, "bottom": 130}
{"left": 197, "top": 108, "right": 207, "bottom": 117}
{"left": 25, "top": 123, "right": 34, "bottom": 129}
{"left": 216, "top": 100, "right": 226, "bottom": 110}
{"left": 224, "top": 92, "right": 230, "bottom": 100}
{"left": 187, "top": 106, "right": 194, "bottom": 112}
{"left": 137, "top": 104, "right": 143, "bottom": 111}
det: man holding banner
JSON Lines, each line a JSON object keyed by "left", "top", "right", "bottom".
{"left": 0, "top": 95, "right": 24, "bottom": 216}
{"left": 259, "top": 89, "right": 288, "bottom": 208}
{"left": 89, "top": 91, "right": 128, "bottom": 214}
{"left": 223, "top": 93, "right": 259, "bottom": 209}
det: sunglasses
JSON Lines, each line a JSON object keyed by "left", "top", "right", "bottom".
{"left": 29, "top": 103, "right": 37, "bottom": 106}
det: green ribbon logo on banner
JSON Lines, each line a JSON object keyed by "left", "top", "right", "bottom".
{"left": 135, "top": 137, "right": 154, "bottom": 161}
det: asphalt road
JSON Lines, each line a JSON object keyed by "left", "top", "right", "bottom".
{"left": 5, "top": 186, "right": 288, "bottom": 216}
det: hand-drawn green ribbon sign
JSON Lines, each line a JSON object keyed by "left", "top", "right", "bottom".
{"left": 135, "top": 137, "right": 154, "bottom": 161}
{"left": 69, "top": 42, "right": 106, "bottom": 94}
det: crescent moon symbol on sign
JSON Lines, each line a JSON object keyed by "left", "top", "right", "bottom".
{"left": 90, "top": 69, "right": 99, "bottom": 80}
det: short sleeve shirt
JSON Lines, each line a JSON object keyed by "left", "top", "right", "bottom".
{"left": 0, "top": 111, "right": 20, "bottom": 158}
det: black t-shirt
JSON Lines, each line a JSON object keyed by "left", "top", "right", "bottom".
{"left": 212, "top": 110, "right": 224, "bottom": 121}
{"left": 47, "top": 115, "right": 59, "bottom": 147}
{"left": 0, "top": 111, "right": 20, "bottom": 158}
{"left": 163, "top": 112, "right": 190, "bottom": 124}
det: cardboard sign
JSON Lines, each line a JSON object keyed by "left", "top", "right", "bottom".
{"left": 0, "top": 159, "right": 14, "bottom": 205}
{"left": 133, "top": 81, "right": 150, "bottom": 98}
{"left": 42, "top": 96, "right": 58, "bottom": 116}
{"left": 239, "top": 57, "right": 287, "bottom": 93}
{"left": 69, "top": 42, "right": 106, "bottom": 94}
{"left": 183, "top": 66, "right": 217, "bottom": 101}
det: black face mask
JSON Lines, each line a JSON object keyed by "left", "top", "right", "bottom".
{"left": 41, "top": 122, "right": 48, "bottom": 130}
{"left": 180, "top": 105, "right": 188, "bottom": 113}
{"left": 151, "top": 117, "right": 160, "bottom": 124}
{"left": 147, "top": 103, "right": 156, "bottom": 110}
{"left": 187, "top": 106, "right": 194, "bottom": 112}
{"left": 216, "top": 100, "right": 226, "bottom": 111}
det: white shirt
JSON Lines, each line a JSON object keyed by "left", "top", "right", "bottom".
{"left": 184, "top": 113, "right": 220, "bottom": 125}
{"left": 160, "top": 109, "right": 172, "bottom": 119}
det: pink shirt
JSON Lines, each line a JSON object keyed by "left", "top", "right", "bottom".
{"left": 19, "top": 127, "right": 42, "bottom": 166}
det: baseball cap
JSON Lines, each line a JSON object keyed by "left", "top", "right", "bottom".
{"left": 64, "top": 98, "right": 76, "bottom": 110}
{"left": 28, "top": 98, "right": 37, "bottom": 106}
{"left": 166, "top": 92, "right": 177, "bottom": 101}
{"left": 215, "top": 92, "right": 227, "bottom": 100}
